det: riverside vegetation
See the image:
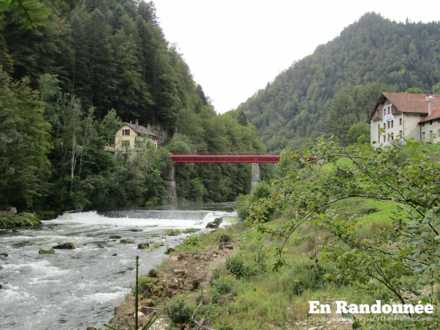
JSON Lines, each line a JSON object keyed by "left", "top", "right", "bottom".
{"left": 113, "top": 140, "right": 440, "bottom": 330}
{"left": 0, "top": 0, "right": 264, "bottom": 228}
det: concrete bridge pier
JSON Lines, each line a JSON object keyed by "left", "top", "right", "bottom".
{"left": 251, "top": 163, "right": 260, "bottom": 191}
{"left": 167, "top": 163, "right": 178, "bottom": 209}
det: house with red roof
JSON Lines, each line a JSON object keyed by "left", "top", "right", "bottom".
{"left": 370, "top": 92, "right": 440, "bottom": 147}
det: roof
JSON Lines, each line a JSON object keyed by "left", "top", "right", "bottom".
{"left": 370, "top": 92, "right": 440, "bottom": 121}
{"left": 124, "top": 122, "right": 158, "bottom": 137}
{"left": 383, "top": 92, "right": 440, "bottom": 114}
{"left": 419, "top": 108, "right": 440, "bottom": 124}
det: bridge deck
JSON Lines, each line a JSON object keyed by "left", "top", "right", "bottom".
{"left": 170, "top": 154, "right": 280, "bottom": 164}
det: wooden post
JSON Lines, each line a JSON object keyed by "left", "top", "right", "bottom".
{"left": 135, "top": 256, "right": 139, "bottom": 330}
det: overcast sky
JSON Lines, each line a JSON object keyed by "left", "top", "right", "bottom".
{"left": 153, "top": 0, "right": 440, "bottom": 113}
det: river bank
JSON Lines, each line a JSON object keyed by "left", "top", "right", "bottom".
{"left": 108, "top": 220, "right": 239, "bottom": 330}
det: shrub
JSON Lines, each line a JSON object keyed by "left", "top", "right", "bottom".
{"left": 0, "top": 212, "right": 41, "bottom": 229}
{"left": 236, "top": 194, "right": 250, "bottom": 220}
{"left": 181, "top": 234, "right": 200, "bottom": 248}
{"left": 225, "top": 255, "right": 253, "bottom": 278}
{"left": 278, "top": 259, "right": 326, "bottom": 296}
{"left": 218, "top": 233, "right": 231, "bottom": 244}
{"left": 166, "top": 298, "right": 193, "bottom": 325}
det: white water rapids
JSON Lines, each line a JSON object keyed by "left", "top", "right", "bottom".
{"left": 0, "top": 209, "right": 235, "bottom": 330}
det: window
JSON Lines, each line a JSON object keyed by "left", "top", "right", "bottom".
{"left": 430, "top": 130, "right": 433, "bottom": 141}
{"left": 421, "top": 131, "right": 426, "bottom": 140}
{"left": 391, "top": 132, "right": 394, "bottom": 140}
{"left": 399, "top": 130, "right": 403, "bottom": 140}
{"left": 122, "top": 141, "right": 130, "bottom": 149}
{"left": 122, "top": 129, "right": 130, "bottom": 136}
{"left": 387, "top": 121, "right": 390, "bottom": 129}
{"left": 399, "top": 117, "right": 402, "bottom": 125}
{"left": 383, "top": 123, "right": 386, "bottom": 130}
{"left": 391, "top": 120, "right": 394, "bottom": 128}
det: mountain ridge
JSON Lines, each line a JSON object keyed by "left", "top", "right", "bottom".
{"left": 236, "top": 13, "right": 440, "bottom": 150}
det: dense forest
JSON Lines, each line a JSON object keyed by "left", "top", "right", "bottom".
{"left": 237, "top": 13, "right": 440, "bottom": 150}
{"left": 0, "top": 0, "right": 264, "bottom": 215}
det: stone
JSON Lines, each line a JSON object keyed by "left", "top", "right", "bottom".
{"left": 176, "top": 253, "right": 185, "bottom": 261}
{"left": 119, "top": 239, "right": 134, "bottom": 244}
{"left": 112, "top": 253, "right": 118, "bottom": 256}
{"left": 148, "top": 269, "right": 158, "bottom": 278}
{"left": 0, "top": 284, "right": 2, "bottom": 289}
{"left": 53, "top": 242, "right": 75, "bottom": 249}
{"left": 143, "top": 298, "right": 155, "bottom": 307}
{"left": 173, "top": 269, "right": 186, "bottom": 276}
{"left": 86, "top": 327, "right": 97, "bottom": 330}
{"left": 137, "top": 243, "right": 150, "bottom": 249}
{"left": 39, "top": 248, "right": 55, "bottom": 255}
{"left": 129, "top": 228, "right": 142, "bottom": 232}
{"left": 205, "top": 217, "right": 223, "bottom": 229}
{"left": 191, "top": 279, "right": 200, "bottom": 290}
{"left": 109, "top": 235, "right": 122, "bottom": 239}
{"left": 0, "top": 253, "right": 8, "bottom": 258}
{"left": 165, "top": 247, "right": 175, "bottom": 254}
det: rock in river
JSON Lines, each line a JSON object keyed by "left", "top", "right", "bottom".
{"left": 39, "top": 248, "right": 55, "bottom": 255}
{"left": 53, "top": 242, "right": 75, "bottom": 250}
{"left": 120, "top": 239, "right": 135, "bottom": 244}
{"left": 137, "top": 242, "right": 150, "bottom": 249}
{"left": 205, "top": 217, "right": 223, "bottom": 229}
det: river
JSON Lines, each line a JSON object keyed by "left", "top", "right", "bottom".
{"left": 0, "top": 209, "right": 235, "bottom": 330}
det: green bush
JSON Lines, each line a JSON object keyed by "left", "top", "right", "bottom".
{"left": 235, "top": 194, "right": 251, "bottom": 220}
{"left": 166, "top": 297, "right": 193, "bottom": 325}
{"left": 225, "top": 255, "right": 253, "bottom": 278}
{"left": 0, "top": 212, "right": 41, "bottom": 229}
{"left": 181, "top": 234, "right": 200, "bottom": 248}
{"left": 217, "top": 233, "right": 231, "bottom": 244}
{"left": 278, "top": 259, "right": 326, "bottom": 296}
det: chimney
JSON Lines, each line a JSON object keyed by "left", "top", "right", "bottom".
{"left": 426, "top": 95, "right": 433, "bottom": 116}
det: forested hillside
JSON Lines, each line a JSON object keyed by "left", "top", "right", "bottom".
{"left": 0, "top": 0, "right": 264, "bottom": 215}
{"left": 237, "top": 13, "right": 440, "bottom": 150}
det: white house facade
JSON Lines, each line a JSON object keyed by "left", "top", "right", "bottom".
{"left": 370, "top": 92, "right": 440, "bottom": 148}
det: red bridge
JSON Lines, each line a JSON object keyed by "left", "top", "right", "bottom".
{"left": 170, "top": 154, "right": 280, "bottom": 164}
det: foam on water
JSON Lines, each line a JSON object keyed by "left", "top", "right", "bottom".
{"left": 45, "top": 210, "right": 233, "bottom": 229}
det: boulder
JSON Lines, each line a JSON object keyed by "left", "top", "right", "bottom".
{"left": 0, "top": 253, "right": 8, "bottom": 258}
{"left": 112, "top": 253, "right": 118, "bottom": 256}
{"left": 137, "top": 243, "right": 150, "bottom": 250}
{"left": 205, "top": 217, "right": 223, "bottom": 229}
{"left": 109, "top": 235, "right": 122, "bottom": 239}
{"left": 148, "top": 269, "right": 158, "bottom": 278}
{"left": 39, "top": 248, "right": 55, "bottom": 255}
{"left": 191, "top": 279, "right": 200, "bottom": 290}
{"left": 173, "top": 269, "right": 186, "bottom": 276}
{"left": 142, "top": 298, "right": 155, "bottom": 307}
{"left": 86, "top": 327, "right": 97, "bottom": 330}
{"left": 0, "top": 284, "right": 2, "bottom": 289}
{"left": 165, "top": 247, "right": 175, "bottom": 255}
{"left": 53, "top": 242, "right": 75, "bottom": 250}
{"left": 129, "top": 228, "right": 142, "bottom": 232}
{"left": 119, "top": 239, "right": 134, "bottom": 244}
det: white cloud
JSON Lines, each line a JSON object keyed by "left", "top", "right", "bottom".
{"left": 153, "top": 0, "right": 440, "bottom": 113}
